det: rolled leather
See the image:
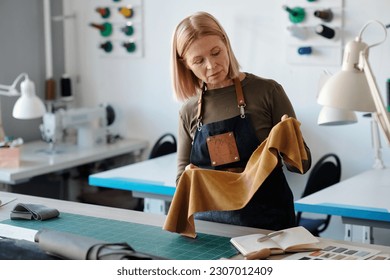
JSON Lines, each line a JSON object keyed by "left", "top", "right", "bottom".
{"left": 34, "top": 229, "right": 163, "bottom": 260}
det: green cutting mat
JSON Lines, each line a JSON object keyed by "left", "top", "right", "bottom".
{"left": 1, "top": 213, "right": 238, "bottom": 260}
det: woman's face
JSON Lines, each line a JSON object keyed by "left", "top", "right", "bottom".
{"left": 184, "top": 35, "right": 231, "bottom": 90}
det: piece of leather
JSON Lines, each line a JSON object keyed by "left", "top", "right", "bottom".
{"left": 10, "top": 203, "right": 60, "bottom": 221}
{"left": 163, "top": 117, "right": 308, "bottom": 238}
{"left": 34, "top": 229, "right": 165, "bottom": 260}
{"left": 206, "top": 131, "right": 240, "bottom": 166}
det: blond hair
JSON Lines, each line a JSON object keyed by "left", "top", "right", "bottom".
{"left": 171, "top": 11, "right": 240, "bottom": 101}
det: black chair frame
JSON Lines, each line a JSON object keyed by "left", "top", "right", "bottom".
{"left": 296, "top": 153, "right": 341, "bottom": 236}
{"left": 149, "top": 133, "right": 177, "bottom": 159}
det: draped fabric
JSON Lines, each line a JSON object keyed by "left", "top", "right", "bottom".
{"left": 163, "top": 118, "right": 308, "bottom": 238}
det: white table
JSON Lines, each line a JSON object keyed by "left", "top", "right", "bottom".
{"left": 0, "top": 191, "right": 264, "bottom": 260}
{"left": 90, "top": 154, "right": 390, "bottom": 243}
{"left": 89, "top": 153, "right": 176, "bottom": 213}
{"left": 295, "top": 168, "right": 390, "bottom": 243}
{"left": 0, "top": 138, "right": 148, "bottom": 185}
{"left": 1, "top": 191, "right": 390, "bottom": 261}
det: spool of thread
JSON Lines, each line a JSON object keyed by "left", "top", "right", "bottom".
{"left": 387, "top": 78, "right": 390, "bottom": 112}
{"left": 287, "top": 25, "right": 308, "bottom": 40}
{"left": 61, "top": 74, "right": 73, "bottom": 101}
{"left": 315, "top": 24, "right": 335, "bottom": 39}
{"left": 298, "top": 46, "right": 312, "bottom": 55}
{"left": 45, "top": 78, "right": 56, "bottom": 100}
{"left": 314, "top": 9, "right": 333, "bottom": 22}
{"left": 282, "top": 5, "right": 305, "bottom": 24}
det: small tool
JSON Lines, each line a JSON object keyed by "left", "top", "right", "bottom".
{"left": 257, "top": 230, "right": 284, "bottom": 242}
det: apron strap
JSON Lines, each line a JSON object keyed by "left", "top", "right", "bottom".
{"left": 196, "top": 84, "right": 206, "bottom": 131}
{"left": 234, "top": 78, "right": 246, "bottom": 118}
{"left": 196, "top": 78, "right": 246, "bottom": 130}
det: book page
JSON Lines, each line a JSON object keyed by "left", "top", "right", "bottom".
{"left": 230, "top": 226, "right": 320, "bottom": 256}
{"left": 271, "top": 226, "right": 320, "bottom": 252}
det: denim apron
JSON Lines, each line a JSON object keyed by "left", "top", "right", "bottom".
{"left": 190, "top": 78, "right": 296, "bottom": 230}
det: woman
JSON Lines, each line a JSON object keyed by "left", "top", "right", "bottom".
{"left": 171, "top": 11, "right": 311, "bottom": 230}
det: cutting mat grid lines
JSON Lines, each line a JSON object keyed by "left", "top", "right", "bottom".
{"left": 1, "top": 213, "right": 238, "bottom": 260}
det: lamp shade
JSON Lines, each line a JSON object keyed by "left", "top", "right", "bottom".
{"left": 12, "top": 77, "right": 46, "bottom": 119}
{"left": 318, "top": 106, "right": 357, "bottom": 125}
{"left": 317, "top": 39, "right": 376, "bottom": 112}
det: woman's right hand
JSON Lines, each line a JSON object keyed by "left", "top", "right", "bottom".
{"left": 185, "top": 163, "right": 199, "bottom": 170}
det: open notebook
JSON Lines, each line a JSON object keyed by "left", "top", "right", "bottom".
{"left": 230, "top": 226, "right": 322, "bottom": 256}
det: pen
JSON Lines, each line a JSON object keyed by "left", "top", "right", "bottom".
{"left": 257, "top": 230, "right": 284, "bottom": 242}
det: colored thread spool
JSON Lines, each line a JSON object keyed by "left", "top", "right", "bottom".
{"left": 45, "top": 78, "right": 56, "bottom": 101}
{"left": 100, "top": 41, "right": 113, "bottom": 53}
{"left": 123, "top": 41, "right": 136, "bottom": 53}
{"left": 61, "top": 74, "right": 73, "bottom": 100}
{"left": 315, "top": 24, "right": 335, "bottom": 39}
{"left": 314, "top": 9, "right": 333, "bottom": 22}
{"left": 287, "top": 25, "right": 308, "bottom": 40}
{"left": 96, "top": 7, "right": 110, "bottom": 19}
{"left": 89, "top": 22, "right": 113, "bottom": 37}
{"left": 118, "top": 7, "right": 134, "bottom": 18}
{"left": 387, "top": 79, "right": 390, "bottom": 112}
{"left": 298, "top": 46, "right": 312, "bottom": 55}
{"left": 283, "top": 5, "right": 305, "bottom": 24}
{"left": 121, "top": 24, "right": 134, "bottom": 36}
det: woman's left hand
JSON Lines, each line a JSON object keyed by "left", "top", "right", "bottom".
{"left": 281, "top": 114, "right": 289, "bottom": 121}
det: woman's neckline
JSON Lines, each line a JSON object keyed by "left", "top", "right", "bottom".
{"left": 205, "top": 72, "right": 248, "bottom": 93}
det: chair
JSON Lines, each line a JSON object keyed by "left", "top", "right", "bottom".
{"left": 149, "top": 133, "right": 177, "bottom": 159}
{"left": 143, "top": 133, "right": 177, "bottom": 213}
{"left": 296, "top": 153, "right": 341, "bottom": 236}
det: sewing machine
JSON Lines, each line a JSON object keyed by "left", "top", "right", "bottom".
{"left": 40, "top": 106, "right": 108, "bottom": 148}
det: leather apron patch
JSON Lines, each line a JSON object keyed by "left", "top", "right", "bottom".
{"left": 206, "top": 131, "right": 240, "bottom": 166}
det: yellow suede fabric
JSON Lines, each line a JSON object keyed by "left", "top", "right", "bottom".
{"left": 163, "top": 117, "right": 308, "bottom": 238}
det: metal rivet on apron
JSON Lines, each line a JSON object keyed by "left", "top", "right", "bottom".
{"left": 212, "top": 161, "right": 217, "bottom": 165}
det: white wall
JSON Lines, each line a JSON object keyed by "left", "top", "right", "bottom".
{"left": 0, "top": 0, "right": 64, "bottom": 141}
{"left": 63, "top": 0, "right": 390, "bottom": 244}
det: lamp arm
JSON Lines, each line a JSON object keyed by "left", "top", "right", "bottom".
{"left": 0, "top": 73, "right": 28, "bottom": 96}
{"left": 0, "top": 84, "right": 12, "bottom": 94}
{"left": 359, "top": 52, "right": 390, "bottom": 145}
{"left": 10, "top": 73, "right": 28, "bottom": 88}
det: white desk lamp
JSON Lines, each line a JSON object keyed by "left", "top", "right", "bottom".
{"left": 317, "top": 20, "right": 390, "bottom": 169}
{"left": 317, "top": 72, "right": 358, "bottom": 126}
{"left": 0, "top": 73, "right": 46, "bottom": 119}
{"left": 318, "top": 106, "right": 358, "bottom": 126}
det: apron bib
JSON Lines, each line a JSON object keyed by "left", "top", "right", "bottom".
{"left": 190, "top": 78, "right": 296, "bottom": 230}
{"left": 190, "top": 114, "right": 260, "bottom": 170}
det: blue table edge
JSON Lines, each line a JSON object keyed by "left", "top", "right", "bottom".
{"left": 295, "top": 202, "right": 390, "bottom": 222}
{"left": 89, "top": 176, "right": 176, "bottom": 196}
